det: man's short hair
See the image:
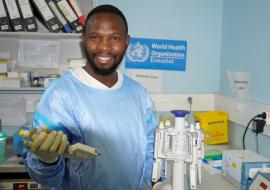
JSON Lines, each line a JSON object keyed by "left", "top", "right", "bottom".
{"left": 85, "top": 4, "right": 128, "bottom": 34}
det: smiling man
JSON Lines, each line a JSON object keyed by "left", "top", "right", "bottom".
{"left": 83, "top": 6, "right": 129, "bottom": 86}
{"left": 24, "top": 4, "right": 157, "bottom": 190}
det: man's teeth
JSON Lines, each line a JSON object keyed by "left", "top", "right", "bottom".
{"left": 98, "top": 57, "right": 111, "bottom": 61}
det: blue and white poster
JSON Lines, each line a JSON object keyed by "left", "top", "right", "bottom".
{"left": 125, "top": 37, "right": 187, "bottom": 71}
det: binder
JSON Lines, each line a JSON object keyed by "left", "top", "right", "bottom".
{"left": 46, "top": 0, "right": 73, "bottom": 33}
{"left": 4, "top": 0, "right": 24, "bottom": 31}
{"left": 0, "top": 0, "right": 12, "bottom": 31}
{"left": 16, "top": 0, "right": 38, "bottom": 32}
{"left": 53, "top": 0, "right": 83, "bottom": 33}
{"left": 31, "top": 0, "right": 61, "bottom": 32}
{"left": 67, "top": 0, "right": 86, "bottom": 27}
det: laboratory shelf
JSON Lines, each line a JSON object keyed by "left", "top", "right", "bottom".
{"left": 0, "top": 88, "right": 45, "bottom": 94}
{"left": 0, "top": 32, "right": 82, "bottom": 40}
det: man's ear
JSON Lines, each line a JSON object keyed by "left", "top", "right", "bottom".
{"left": 126, "top": 35, "right": 130, "bottom": 47}
{"left": 81, "top": 33, "right": 86, "bottom": 43}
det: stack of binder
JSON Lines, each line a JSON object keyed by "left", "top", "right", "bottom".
{"left": 3, "top": 0, "right": 24, "bottom": 32}
{"left": 0, "top": 0, "right": 86, "bottom": 33}
{"left": 0, "top": 0, "right": 12, "bottom": 31}
{"left": 53, "top": 0, "right": 83, "bottom": 33}
{"left": 17, "top": 0, "right": 38, "bottom": 32}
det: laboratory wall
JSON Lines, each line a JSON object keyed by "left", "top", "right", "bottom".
{"left": 96, "top": 0, "right": 223, "bottom": 93}
{"left": 94, "top": 1, "right": 270, "bottom": 156}
{"left": 219, "top": 0, "right": 270, "bottom": 157}
{"left": 220, "top": 0, "right": 270, "bottom": 105}
{"left": 229, "top": 121, "right": 270, "bottom": 158}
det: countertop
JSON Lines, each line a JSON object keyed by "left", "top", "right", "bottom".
{"left": 0, "top": 138, "right": 26, "bottom": 173}
{"left": 0, "top": 155, "right": 25, "bottom": 173}
{"left": 0, "top": 140, "right": 239, "bottom": 189}
{"left": 153, "top": 163, "right": 238, "bottom": 190}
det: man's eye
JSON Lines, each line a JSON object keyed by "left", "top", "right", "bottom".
{"left": 89, "top": 35, "right": 98, "bottom": 41}
{"left": 112, "top": 36, "right": 120, "bottom": 41}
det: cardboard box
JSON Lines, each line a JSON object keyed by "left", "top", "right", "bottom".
{"left": 0, "top": 77, "right": 21, "bottom": 88}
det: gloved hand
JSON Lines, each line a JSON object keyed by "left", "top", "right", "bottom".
{"left": 24, "top": 126, "right": 68, "bottom": 164}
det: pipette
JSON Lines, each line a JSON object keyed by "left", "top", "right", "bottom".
{"left": 19, "top": 129, "right": 100, "bottom": 162}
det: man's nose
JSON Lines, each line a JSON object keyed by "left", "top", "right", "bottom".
{"left": 98, "top": 38, "right": 111, "bottom": 51}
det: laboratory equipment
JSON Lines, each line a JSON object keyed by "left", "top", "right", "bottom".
{"left": 20, "top": 129, "right": 100, "bottom": 162}
{"left": 152, "top": 110, "right": 204, "bottom": 190}
{"left": 248, "top": 172, "right": 270, "bottom": 190}
{"left": 241, "top": 161, "right": 270, "bottom": 190}
{"left": 0, "top": 178, "right": 43, "bottom": 190}
{"left": 222, "top": 150, "right": 270, "bottom": 189}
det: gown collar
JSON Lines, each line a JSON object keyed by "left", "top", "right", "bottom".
{"left": 70, "top": 67, "right": 123, "bottom": 89}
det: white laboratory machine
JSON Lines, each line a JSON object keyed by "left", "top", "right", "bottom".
{"left": 152, "top": 110, "right": 204, "bottom": 190}
{"left": 248, "top": 172, "right": 270, "bottom": 190}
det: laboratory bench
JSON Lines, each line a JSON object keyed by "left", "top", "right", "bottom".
{"left": 154, "top": 144, "right": 240, "bottom": 190}
{"left": 0, "top": 141, "right": 239, "bottom": 190}
{"left": 190, "top": 144, "right": 238, "bottom": 190}
{"left": 0, "top": 138, "right": 26, "bottom": 173}
{"left": 0, "top": 155, "right": 25, "bottom": 173}
{"left": 0, "top": 139, "right": 45, "bottom": 190}
{"left": 153, "top": 163, "right": 238, "bottom": 190}
{"left": 194, "top": 167, "right": 238, "bottom": 190}
{"left": 194, "top": 147, "right": 239, "bottom": 190}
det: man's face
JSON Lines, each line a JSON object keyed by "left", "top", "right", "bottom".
{"left": 83, "top": 13, "right": 130, "bottom": 76}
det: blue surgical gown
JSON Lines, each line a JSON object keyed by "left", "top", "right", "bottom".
{"left": 25, "top": 71, "right": 157, "bottom": 190}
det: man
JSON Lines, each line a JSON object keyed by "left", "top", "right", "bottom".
{"left": 25, "top": 4, "right": 157, "bottom": 190}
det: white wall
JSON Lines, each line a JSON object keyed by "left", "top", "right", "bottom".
{"left": 220, "top": 0, "right": 270, "bottom": 105}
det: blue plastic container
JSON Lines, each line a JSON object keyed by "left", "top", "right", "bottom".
{"left": 0, "top": 131, "right": 7, "bottom": 164}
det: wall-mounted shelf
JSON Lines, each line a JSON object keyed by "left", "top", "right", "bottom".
{"left": 0, "top": 87, "right": 45, "bottom": 94}
{"left": 0, "top": 32, "right": 82, "bottom": 40}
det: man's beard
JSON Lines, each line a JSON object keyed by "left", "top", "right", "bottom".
{"left": 84, "top": 50, "right": 125, "bottom": 76}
